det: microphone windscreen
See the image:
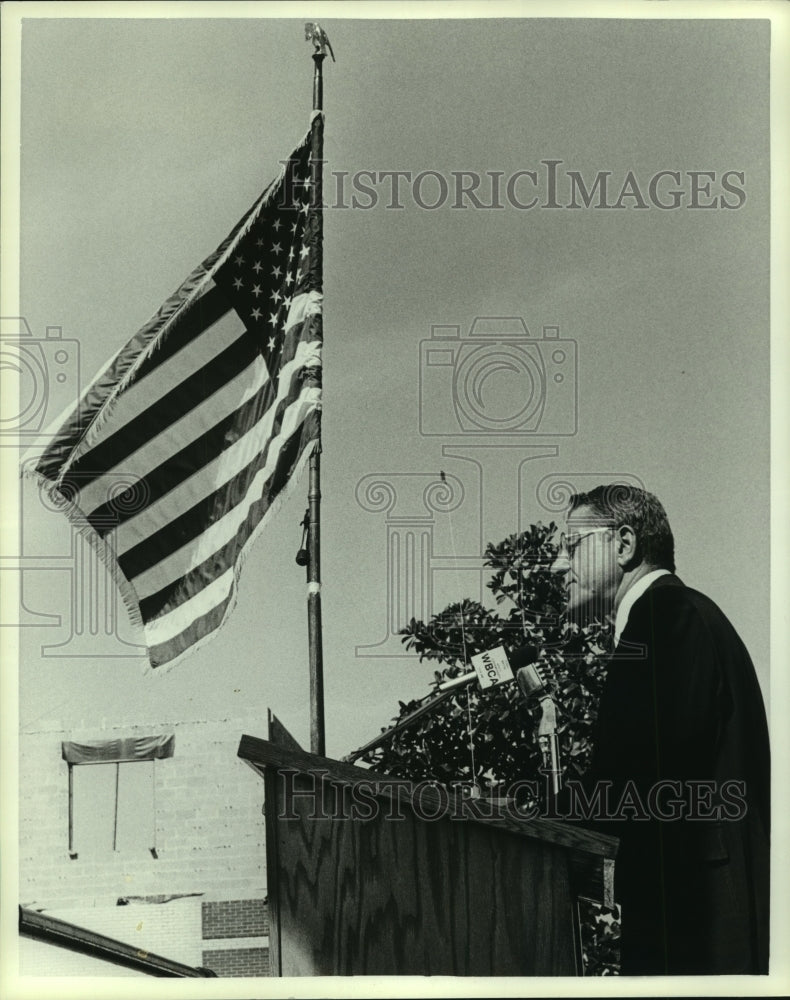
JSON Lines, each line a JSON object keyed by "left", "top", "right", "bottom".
{"left": 507, "top": 644, "right": 540, "bottom": 671}
{"left": 508, "top": 644, "right": 554, "bottom": 701}
{"left": 516, "top": 663, "right": 548, "bottom": 700}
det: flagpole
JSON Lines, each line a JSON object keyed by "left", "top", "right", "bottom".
{"left": 305, "top": 23, "right": 332, "bottom": 756}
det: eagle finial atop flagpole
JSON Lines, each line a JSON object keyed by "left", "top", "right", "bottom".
{"left": 305, "top": 22, "right": 336, "bottom": 62}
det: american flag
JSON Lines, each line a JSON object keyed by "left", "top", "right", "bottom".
{"left": 30, "top": 123, "right": 323, "bottom": 670}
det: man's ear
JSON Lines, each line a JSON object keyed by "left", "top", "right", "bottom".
{"left": 615, "top": 524, "right": 639, "bottom": 569}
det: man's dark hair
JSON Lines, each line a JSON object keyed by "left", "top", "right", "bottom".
{"left": 568, "top": 484, "right": 676, "bottom": 572}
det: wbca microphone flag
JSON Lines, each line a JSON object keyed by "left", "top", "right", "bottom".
{"left": 28, "top": 122, "right": 323, "bottom": 670}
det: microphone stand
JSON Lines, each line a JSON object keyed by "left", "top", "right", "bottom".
{"left": 535, "top": 694, "right": 562, "bottom": 798}
{"left": 514, "top": 662, "right": 562, "bottom": 798}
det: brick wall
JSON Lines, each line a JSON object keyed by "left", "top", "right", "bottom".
{"left": 20, "top": 714, "right": 267, "bottom": 908}
{"left": 202, "top": 946, "right": 270, "bottom": 977}
{"left": 19, "top": 712, "right": 270, "bottom": 976}
{"left": 199, "top": 898, "right": 271, "bottom": 977}
{"left": 202, "top": 898, "right": 269, "bottom": 939}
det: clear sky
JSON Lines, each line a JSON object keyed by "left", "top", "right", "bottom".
{"left": 7, "top": 9, "right": 777, "bottom": 767}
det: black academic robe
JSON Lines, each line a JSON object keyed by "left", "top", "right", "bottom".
{"left": 585, "top": 574, "right": 770, "bottom": 975}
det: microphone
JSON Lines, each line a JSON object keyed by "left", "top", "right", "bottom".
{"left": 508, "top": 643, "right": 540, "bottom": 671}
{"left": 435, "top": 643, "right": 540, "bottom": 694}
{"left": 510, "top": 644, "right": 553, "bottom": 701}
{"left": 511, "top": 644, "right": 562, "bottom": 796}
{"left": 344, "top": 643, "right": 549, "bottom": 764}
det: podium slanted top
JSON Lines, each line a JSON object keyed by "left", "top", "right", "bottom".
{"left": 238, "top": 731, "right": 617, "bottom": 907}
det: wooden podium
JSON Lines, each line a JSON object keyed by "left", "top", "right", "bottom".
{"left": 238, "top": 721, "right": 617, "bottom": 977}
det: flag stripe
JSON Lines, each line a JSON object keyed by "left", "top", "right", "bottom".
{"left": 76, "top": 291, "right": 320, "bottom": 527}
{"left": 62, "top": 275, "right": 320, "bottom": 498}
{"left": 122, "top": 272, "right": 238, "bottom": 383}
{"left": 145, "top": 567, "right": 235, "bottom": 646}
{"left": 61, "top": 316, "right": 257, "bottom": 491}
{"left": 146, "top": 407, "right": 318, "bottom": 670}
{"left": 148, "top": 586, "right": 235, "bottom": 670}
{"left": 35, "top": 281, "right": 230, "bottom": 482}
{"left": 96, "top": 334, "right": 318, "bottom": 551}
{"left": 83, "top": 344, "right": 277, "bottom": 528}
{"left": 123, "top": 281, "right": 233, "bottom": 387}
{"left": 138, "top": 408, "right": 317, "bottom": 622}
{"left": 63, "top": 309, "right": 253, "bottom": 481}
{"left": 77, "top": 343, "right": 270, "bottom": 525}
{"left": 116, "top": 380, "right": 318, "bottom": 587}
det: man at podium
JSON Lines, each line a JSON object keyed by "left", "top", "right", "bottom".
{"left": 552, "top": 484, "right": 769, "bottom": 975}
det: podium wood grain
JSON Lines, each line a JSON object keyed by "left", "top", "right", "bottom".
{"left": 267, "top": 773, "right": 575, "bottom": 975}
{"left": 241, "top": 730, "right": 615, "bottom": 977}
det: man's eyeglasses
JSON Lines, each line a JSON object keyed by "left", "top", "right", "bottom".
{"left": 557, "top": 526, "right": 615, "bottom": 560}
